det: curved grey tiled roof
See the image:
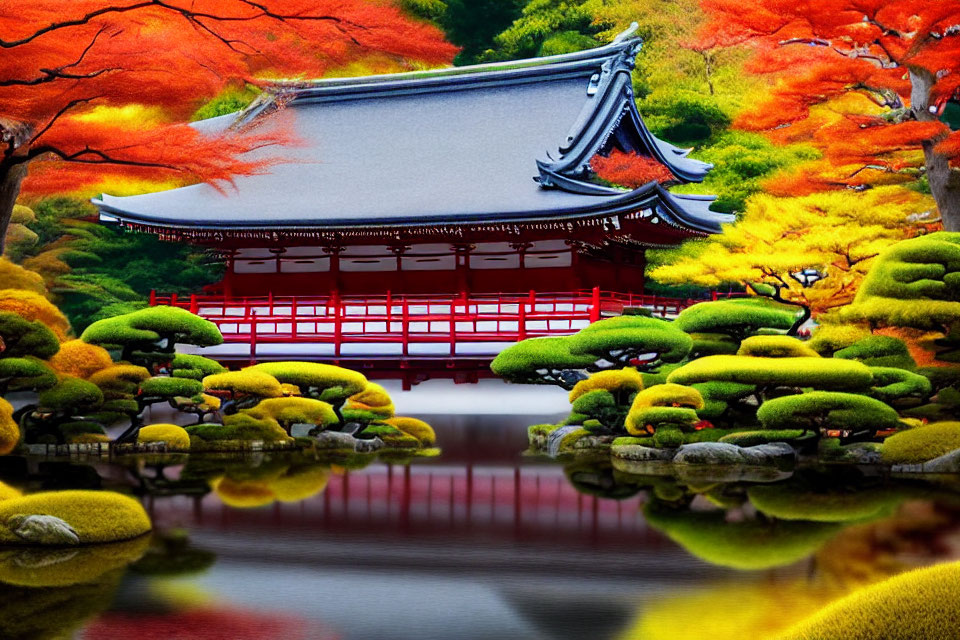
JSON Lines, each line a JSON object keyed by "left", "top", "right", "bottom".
{"left": 93, "top": 30, "right": 731, "bottom": 235}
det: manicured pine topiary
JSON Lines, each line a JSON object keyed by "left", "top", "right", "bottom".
{"left": 834, "top": 335, "right": 917, "bottom": 370}
{"left": 241, "top": 397, "right": 339, "bottom": 434}
{"left": 841, "top": 232, "right": 960, "bottom": 363}
{"left": 0, "top": 289, "right": 71, "bottom": 339}
{"left": 566, "top": 315, "right": 693, "bottom": 371}
{"left": 384, "top": 417, "right": 436, "bottom": 446}
{"left": 80, "top": 306, "right": 223, "bottom": 368}
{"left": 343, "top": 382, "right": 395, "bottom": 423}
{"left": 625, "top": 383, "right": 704, "bottom": 437}
{"left": 737, "top": 335, "right": 820, "bottom": 358}
{"left": 490, "top": 336, "right": 596, "bottom": 389}
{"left": 668, "top": 355, "right": 875, "bottom": 393}
{"left": 0, "top": 356, "right": 57, "bottom": 395}
{"left": 202, "top": 369, "right": 284, "bottom": 412}
{"left": 169, "top": 353, "right": 226, "bottom": 380}
{"left": 248, "top": 361, "right": 367, "bottom": 421}
{"left": 756, "top": 391, "right": 901, "bottom": 439}
{"left": 0, "top": 311, "right": 59, "bottom": 360}
{"left": 674, "top": 298, "right": 799, "bottom": 348}
{"left": 867, "top": 366, "right": 932, "bottom": 405}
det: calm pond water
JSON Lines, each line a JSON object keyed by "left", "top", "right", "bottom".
{"left": 1, "top": 413, "right": 959, "bottom": 640}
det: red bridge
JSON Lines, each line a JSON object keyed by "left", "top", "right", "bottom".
{"left": 152, "top": 288, "right": 714, "bottom": 385}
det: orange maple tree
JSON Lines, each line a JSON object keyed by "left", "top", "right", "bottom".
{"left": 0, "top": 0, "right": 457, "bottom": 251}
{"left": 699, "top": 0, "right": 960, "bottom": 230}
{"left": 591, "top": 150, "right": 675, "bottom": 188}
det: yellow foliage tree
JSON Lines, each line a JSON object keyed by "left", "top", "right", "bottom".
{"left": 0, "top": 398, "right": 20, "bottom": 455}
{"left": 49, "top": 340, "right": 113, "bottom": 379}
{"left": 650, "top": 187, "right": 933, "bottom": 320}
{"left": 0, "top": 289, "right": 70, "bottom": 338}
{"left": 0, "top": 261, "right": 46, "bottom": 295}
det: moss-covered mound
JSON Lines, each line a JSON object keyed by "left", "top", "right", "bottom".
{"left": 881, "top": 422, "right": 960, "bottom": 465}
{"left": 644, "top": 502, "right": 842, "bottom": 570}
{"left": 137, "top": 424, "right": 191, "bottom": 450}
{"left": 776, "top": 560, "right": 960, "bottom": 640}
{"left": 0, "top": 491, "right": 151, "bottom": 544}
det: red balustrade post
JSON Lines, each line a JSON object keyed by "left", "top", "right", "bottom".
{"left": 401, "top": 297, "right": 409, "bottom": 357}
{"left": 386, "top": 290, "right": 393, "bottom": 331}
{"left": 291, "top": 296, "right": 298, "bottom": 340}
{"left": 170, "top": 292, "right": 178, "bottom": 306}
{"left": 149, "top": 289, "right": 157, "bottom": 306}
{"left": 589, "top": 286, "right": 601, "bottom": 323}
{"left": 449, "top": 298, "right": 457, "bottom": 356}
{"left": 518, "top": 300, "right": 527, "bottom": 340}
{"left": 711, "top": 290, "right": 718, "bottom": 301}
{"left": 189, "top": 293, "right": 198, "bottom": 315}
{"left": 268, "top": 291, "right": 274, "bottom": 317}
{"left": 249, "top": 311, "right": 258, "bottom": 366}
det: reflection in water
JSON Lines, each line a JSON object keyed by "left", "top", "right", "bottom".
{"left": 0, "top": 419, "right": 957, "bottom": 639}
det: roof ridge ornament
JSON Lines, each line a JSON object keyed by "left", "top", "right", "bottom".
{"left": 612, "top": 22, "right": 640, "bottom": 44}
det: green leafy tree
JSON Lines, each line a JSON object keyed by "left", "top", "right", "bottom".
{"left": 491, "top": 337, "right": 596, "bottom": 389}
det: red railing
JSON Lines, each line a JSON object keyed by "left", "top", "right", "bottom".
{"left": 150, "top": 288, "right": 721, "bottom": 362}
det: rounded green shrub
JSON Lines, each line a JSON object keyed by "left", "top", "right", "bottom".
{"left": 757, "top": 392, "right": 901, "bottom": 434}
{"left": 202, "top": 370, "right": 284, "bottom": 398}
{"left": 881, "top": 421, "right": 960, "bottom": 464}
{"left": 652, "top": 427, "right": 684, "bottom": 448}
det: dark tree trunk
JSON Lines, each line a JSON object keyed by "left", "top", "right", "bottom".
{"left": 911, "top": 67, "right": 960, "bottom": 232}
{"left": 0, "top": 163, "right": 28, "bottom": 255}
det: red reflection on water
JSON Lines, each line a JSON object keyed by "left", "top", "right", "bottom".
{"left": 81, "top": 608, "right": 339, "bottom": 640}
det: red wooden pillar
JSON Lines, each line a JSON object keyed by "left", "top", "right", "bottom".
{"left": 589, "top": 286, "right": 601, "bottom": 323}
{"left": 149, "top": 289, "right": 157, "bottom": 306}
{"left": 453, "top": 243, "right": 474, "bottom": 297}
{"left": 332, "top": 291, "right": 342, "bottom": 358}
{"left": 189, "top": 294, "right": 198, "bottom": 314}
{"left": 291, "top": 296, "right": 298, "bottom": 340}
{"left": 222, "top": 249, "right": 235, "bottom": 299}
{"left": 518, "top": 301, "right": 527, "bottom": 340}
{"left": 324, "top": 244, "right": 343, "bottom": 295}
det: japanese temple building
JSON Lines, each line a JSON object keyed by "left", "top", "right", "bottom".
{"left": 91, "top": 27, "right": 731, "bottom": 376}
